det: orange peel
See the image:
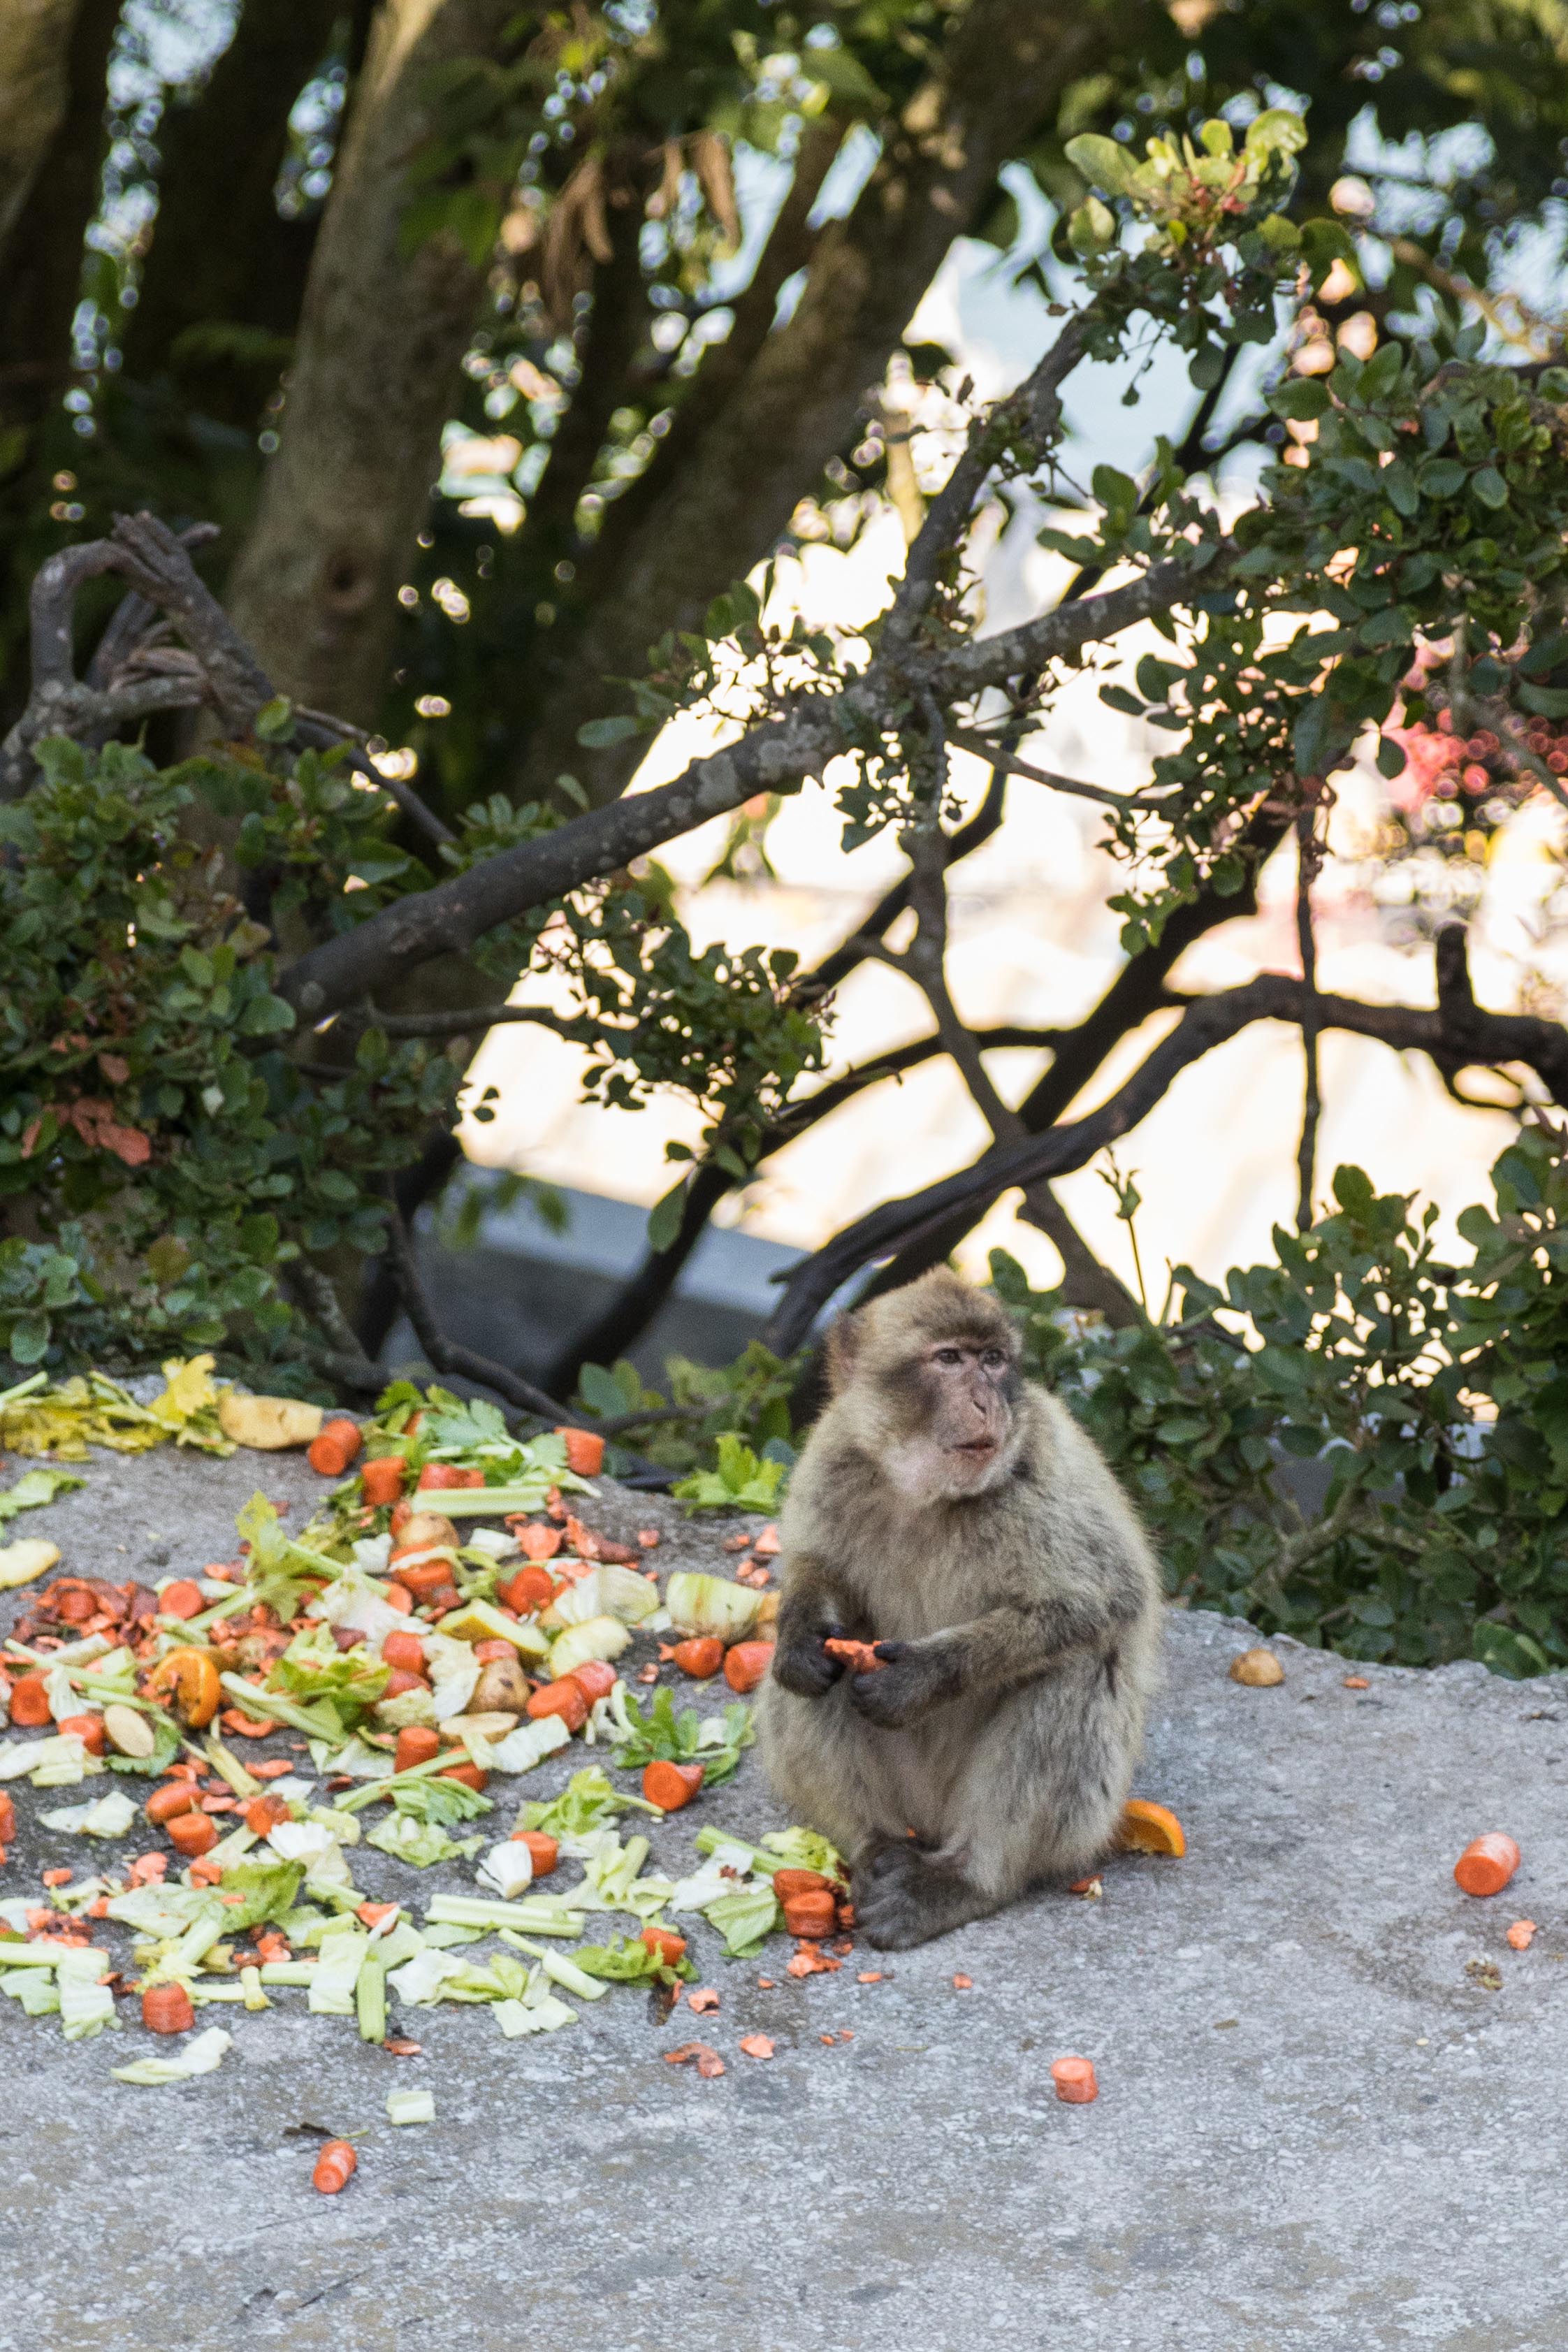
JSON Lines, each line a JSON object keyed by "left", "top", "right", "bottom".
{"left": 1115, "top": 1798, "right": 1186, "bottom": 1857}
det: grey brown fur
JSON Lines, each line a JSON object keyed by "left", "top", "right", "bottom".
{"left": 755, "top": 1268, "right": 1161, "bottom": 1948}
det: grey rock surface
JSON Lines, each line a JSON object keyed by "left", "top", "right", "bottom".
{"left": 0, "top": 1444, "right": 1562, "bottom": 2352}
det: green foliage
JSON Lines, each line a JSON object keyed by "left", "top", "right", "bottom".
{"left": 991, "top": 1121, "right": 1568, "bottom": 1677}
{"left": 612, "top": 1688, "right": 753, "bottom": 1785}
{"left": 576, "top": 1340, "right": 801, "bottom": 1480}
{"left": 672, "top": 1431, "right": 787, "bottom": 1514}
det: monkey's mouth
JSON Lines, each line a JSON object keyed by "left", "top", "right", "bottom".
{"left": 952, "top": 1438, "right": 998, "bottom": 1461}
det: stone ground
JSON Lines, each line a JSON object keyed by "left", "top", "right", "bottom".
{"left": 0, "top": 1444, "right": 1562, "bottom": 2352}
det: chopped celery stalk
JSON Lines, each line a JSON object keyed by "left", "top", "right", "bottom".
{"left": 258, "top": 1961, "right": 319, "bottom": 1986}
{"left": 188, "top": 1982, "right": 249, "bottom": 2004}
{"left": 357, "top": 1954, "right": 387, "bottom": 2043}
{"left": 0, "top": 1943, "right": 66, "bottom": 1968}
{"left": 386, "top": 2087, "right": 435, "bottom": 2125}
{"left": 167, "top": 1915, "right": 226, "bottom": 1975}
{"left": 217, "top": 1673, "right": 344, "bottom": 1743}
{"left": 694, "top": 1826, "right": 782, "bottom": 1875}
{"left": 495, "top": 1993, "right": 576, "bottom": 2035}
{"left": 308, "top": 1929, "right": 368, "bottom": 2015}
{"left": 240, "top": 1966, "right": 270, "bottom": 2011}
{"left": 435, "top": 1486, "right": 586, "bottom": 1518}
{"left": 202, "top": 1735, "right": 261, "bottom": 1799}
{"left": 426, "top": 1893, "right": 586, "bottom": 1936}
{"left": 333, "top": 1753, "right": 460, "bottom": 1815}
{"left": 497, "top": 1933, "right": 607, "bottom": 2001}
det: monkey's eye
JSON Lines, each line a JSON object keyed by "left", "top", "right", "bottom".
{"left": 982, "top": 1347, "right": 1006, "bottom": 1369}
{"left": 934, "top": 1346, "right": 963, "bottom": 1366}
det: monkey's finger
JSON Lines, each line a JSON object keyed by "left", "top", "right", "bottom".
{"left": 870, "top": 1641, "right": 907, "bottom": 1663}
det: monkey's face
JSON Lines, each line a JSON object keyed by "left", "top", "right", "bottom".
{"left": 882, "top": 1335, "right": 1021, "bottom": 1502}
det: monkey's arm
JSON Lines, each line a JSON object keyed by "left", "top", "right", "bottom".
{"left": 771, "top": 1558, "right": 852, "bottom": 1699}
{"left": 850, "top": 1576, "right": 1145, "bottom": 1729}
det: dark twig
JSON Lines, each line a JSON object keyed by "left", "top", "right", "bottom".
{"left": 1295, "top": 805, "right": 1323, "bottom": 1231}
{"left": 383, "top": 1196, "right": 581, "bottom": 1425}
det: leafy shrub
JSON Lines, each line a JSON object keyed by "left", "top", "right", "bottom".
{"left": 992, "top": 1121, "right": 1568, "bottom": 1677}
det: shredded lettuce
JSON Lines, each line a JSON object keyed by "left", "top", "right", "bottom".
{"left": 214, "top": 1862, "right": 303, "bottom": 1933}
{"left": 365, "top": 1814, "right": 482, "bottom": 1868}
{"left": 569, "top": 1934, "right": 688, "bottom": 1986}
{"left": 762, "top": 1826, "right": 847, "bottom": 1880}
{"left": 704, "top": 1885, "right": 782, "bottom": 1957}
{"left": 488, "top": 1715, "right": 571, "bottom": 1775}
{"left": 613, "top": 1690, "right": 753, "bottom": 1785}
{"left": 38, "top": 1790, "right": 136, "bottom": 1838}
{"left": 518, "top": 1766, "right": 634, "bottom": 1841}
{"left": 495, "top": 1991, "right": 577, "bottom": 2035}
{"left": 0, "top": 1467, "right": 83, "bottom": 1520}
{"left": 308, "top": 1929, "right": 368, "bottom": 2015}
{"left": 58, "top": 1950, "right": 118, "bottom": 2040}
{"left": 391, "top": 1774, "right": 492, "bottom": 1826}
{"left": 111, "top": 2024, "right": 232, "bottom": 2084}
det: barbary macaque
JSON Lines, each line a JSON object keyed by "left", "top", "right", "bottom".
{"left": 755, "top": 1269, "right": 1161, "bottom": 1949}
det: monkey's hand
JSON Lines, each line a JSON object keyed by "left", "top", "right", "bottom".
{"left": 848, "top": 1640, "right": 960, "bottom": 1729}
{"left": 771, "top": 1617, "right": 848, "bottom": 1699}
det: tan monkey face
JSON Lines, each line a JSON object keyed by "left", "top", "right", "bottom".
{"left": 880, "top": 1333, "right": 1021, "bottom": 1502}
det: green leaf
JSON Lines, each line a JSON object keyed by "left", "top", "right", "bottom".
{"left": 254, "top": 695, "right": 294, "bottom": 743}
{"left": 1272, "top": 377, "right": 1330, "bottom": 421}
{"left": 1471, "top": 466, "right": 1509, "bottom": 510}
{"left": 1064, "top": 134, "right": 1134, "bottom": 196}
{"left": 576, "top": 716, "right": 642, "bottom": 749}
{"left": 646, "top": 1179, "right": 688, "bottom": 1256}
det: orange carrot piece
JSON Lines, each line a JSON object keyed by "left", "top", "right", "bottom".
{"left": 437, "top": 1760, "right": 488, "bottom": 1792}
{"left": 672, "top": 1638, "right": 724, "bottom": 1680}
{"left": 556, "top": 1427, "right": 605, "bottom": 1476}
{"left": 526, "top": 1679, "right": 589, "bottom": 1733}
{"left": 509, "top": 1830, "right": 559, "bottom": 1877}
{"left": 1454, "top": 1834, "right": 1520, "bottom": 1897}
{"left": 146, "top": 1783, "right": 198, "bottom": 1826}
{"left": 642, "top": 1759, "right": 704, "bottom": 1812}
{"left": 308, "top": 1419, "right": 363, "bottom": 1477}
{"left": 772, "top": 1868, "right": 833, "bottom": 1903}
{"left": 221, "top": 1708, "right": 278, "bottom": 1738}
{"left": 498, "top": 1565, "right": 557, "bottom": 1615}
{"left": 157, "top": 1580, "right": 206, "bottom": 1620}
{"left": 1050, "top": 2055, "right": 1098, "bottom": 2104}
{"left": 641, "top": 1924, "right": 687, "bottom": 1966}
{"left": 416, "top": 1464, "right": 485, "bottom": 1491}
{"left": 739, "top": 2034, "right": 776, "bottom": 2059}
{"left": 567, "top": 1660, "right": 617, "bottom": 1704}
{"left": 383, "top": 1583, "right": 413, "bottom": 1614}
{"left": 782, "top": 1892, "right": 837, "bottom": 1939}
{"left": 312, "top": 2140, "right": 357, "bottom": 2193}
{"left": 244, "top": 1794, "right": 290, "bottom": 1836}
{"left": 56, "top": 1713, "right": 106, "bottom": 1754}
{"left": 0, "top": 1794, "right": 13, "bottom": 1845}
{"left": 393, "top": 1726, "right": 442, "bottom": 1773}
{"left": 8, "top": 1674, "right": 51, "bottom": 1727}
{"left": 167, "top": 1810, "right": 218, "bottom": 1858}
{"left": 823, "top": 1636, "right": 884, "bottom": 1674}
{"left": 381, "top": 1630, "right": 426, "bottom": 1675}
{"left": 723, "top": 1641, "right": 774, "bottom": 1694}
{"left": 142, "top": 1982, "right": 195, "bottom": 2035}
{"left": 381, "top": 1667, "right": 430, "bottom": 1701}
{"left": 361, "top": 1456, "right": 407, "bottom": 1508}
{"left": 514, "top": 1523, "right": 564, "bottom": 1562}
{"left": 1507, "top": 1919, "right": 1538, "bottom": 1950}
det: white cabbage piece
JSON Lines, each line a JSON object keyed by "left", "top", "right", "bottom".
{"left": 477, "top": 1841, "right": 534, "bottom": 1899}
{"left": 111, "top": 2025, "right": 232, "bottom": 2085}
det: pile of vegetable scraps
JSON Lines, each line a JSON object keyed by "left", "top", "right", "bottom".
{"left": 0, "top": 1381, "right": 854, "bottom": 2089}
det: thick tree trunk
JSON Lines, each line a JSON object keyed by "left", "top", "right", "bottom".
{"left": 0, "top": 0, "right": 118, "bottom": 430}
{"left": 514, "top": 0, "right": 1106, "bottom": 806}
{"left": 119, "top": 0, "right": 361, "bottom": 433}
{"left": 225, "top": 0, "right": 518, "bottom": 723}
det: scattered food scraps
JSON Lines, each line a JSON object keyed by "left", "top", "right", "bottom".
{"left": 1465, "top": 1957, "right": 1503, "bottom": 1991}
{"left": 312, "top": 2140, "right": 358, "bottom": 2193}
{"left": 952, "top": 1973, "right": 973, "bottom": 1990}
{"left": 665, "top": 2042, "right": 725, "bottom": 2078}
{"left": 856, "top": 1971, "right": 884, "bottom": 1984}
{"left": 739, "top": 2034, "right": 775, "bottom": 2059}
{"left": 1115, "top": 1799, "right": 1186, "bottom": 1857}
{"left": 1050, "top": 2055, "right": 1098, "bottom": 2104}
{"left": 1507, "top": 1920, "right": 1538, "bottom": 1951}
{"left": 1455, "top": 1834, "right": 1521, "bottom": 1897}
{"left": 1342, "top": 1676, "right": 1370, "bottom": 1690}
{"left": 1068, "top": 1878, "right": 1103, "bottom": 1899}
{"left": 687, "top": 1988, "right": 720, "bottom": 2014}
{"left": 1228, "top": 1648, "right": 1284, "bottom": 1687}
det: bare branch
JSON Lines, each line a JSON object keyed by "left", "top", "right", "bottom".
{"left": 382, "top": 1196, "right": 582, "bottom": 1425}
{"left": 945, "top": 725, "right": 1162, "bottom": 808}
{"left": 764, "top": 956, "right": 1568, "bottom": 1350}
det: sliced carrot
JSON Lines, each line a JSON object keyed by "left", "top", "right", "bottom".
{"left": 782, "top": 1892, "right": 837, "bottom": 1939}
{"left": 312, "top": 2140, "right": 357, "bottom": 2194}
{"left": 167, "top": 1810, "right": 218, "bottom": 1858}
{"left": 381, "top": 1667, "right": 431, "bottom": 1701}
{"left": 567, "top": 1660, "right": 617, "bottom": 1704}
{"left": 381, "top": 1630, "right": 426, "bottom": 1675}
{"left": 723, "top": 1641, "right": 774, "bottom": 1694}
{"left": 823, "top": 1636, "right": 884, "bottom": 1674}
{"left": 556, "top": 1427, "right": 604, "bottom": 1476}
{"left": 495, "top": 1566, "right": 552, "bottom": 1616}
{"left": 642, "top": 1759, "right": 704, "bottom": 1812}
{"left": 8, "top": 1674, "right": 51, "bottom": 1727}
{"left": 739, "top": 2033, "right": 775, "bottom": 2059}
{"left": 772, "top": 1868, "right": 833, "bottom": 1903}
{"left": 393, "top": 1726, "right": 443, "bottom": 1773}
{"left": 357, "top": 1901, "right": 398, "bottom": 1929}
{"left": 672, "top": 1638, "right": 724, "bottom": 1680}
{"left": 56, "top": 1713, "right": 106, "bottom": 1755}
{"left": 1116, "top": 1798, "right": 1186, "bottom": 1857}
{"left": 383, "top": 1583, "right": 413, "bottom": 1615}
{"left": 0, "top": 1793, "right": 13, "bottom": 1845}
{"left": 189, "top": 1852, "right": 225, "bottom": 1887}
{"left": 145, "top": 1647, "right": 222, "bottom": 1729}
{"left": 361, "top": 1456, "right": 407, "bottom": 1509}
{"left": 511, "top": 1830, "right": 558, "bottom": 1877}
{"left": 526, "top": 1679, "right": 589, "bottom": 1733}
{"left": 1051, "top": 2055, "right": 1098, "bottom": 2104}
{"left": 471, "top": 1637, "right": 515, "bottom": 1664}
{"left": 417, "top": 1463, "right": 485, "bottom": 1490}
{"left": 220, "top": 1708, "right": 278, "bottom": 1738}
{"left": 308, "top": 1418, "right": 363, "bottom": 1476}
{"left": 437, "top": 1759, "right": 488, "bottom": 1792}
{"left": 146, "top": 1783, "right": 197, "bottom": 1826}
{"left": 389, "top": 1558, "right": 456, "bottom": 1599}
{"left": 1454, "top": 1834, "right": 1520, "bottom": 1897}
{"left": 244, "top": 1793, "right": 290, "bottom": 1836}
{"left": 249, "top": 1758, "right": 295, "bottom": 1780}
{"left": 157, "top": 1580, "right": 206, "bottom": 1620}
{"left": 142, "top": 1982, "right": 195, "bottom": 2035}
{"left": 514, "top": 1523, "right": 564, "bottom": 1562}
{"left": 41, "top": 1867, "right": 71, "bottom": 1887}
{"left": 641, "top": 1924, "right": 686, "bottom": 1966}
{"left": 664, "top": 2041, "right": 725, "bottom": 2078}
{"left": 1507, "top": 1919, "right": 1538, "bottom": 1950}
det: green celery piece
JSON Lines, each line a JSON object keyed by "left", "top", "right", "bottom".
{"left": 693, "top": 1826, "right": 782, "bottom": 1875}
{"left": 357, "top": 1954, "right": 387, "bottom": 2043}
{"left": 217, "top": 1672, "right": 345, "bottom": 1742}
{"left": 259, "top": 1961, "right": 319, "bottom": 1986}
{"left": 426, "top": 1893, "right": 586, "bottom": 1936}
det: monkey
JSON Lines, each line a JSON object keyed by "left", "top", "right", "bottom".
{"left": 754, "top": 1267, "right": 1161, "bottom": 1951}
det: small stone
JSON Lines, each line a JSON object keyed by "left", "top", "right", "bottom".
{"left": 1229, "top": 1648, "right": 1285, "bottom": 1687}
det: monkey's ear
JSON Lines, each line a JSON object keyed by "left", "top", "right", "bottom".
{"left": 824, "top": 1308, "right": 862, "bottom": 1395}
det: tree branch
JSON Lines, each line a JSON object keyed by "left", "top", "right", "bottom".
{"left": 382, "top": 1194, "right": 582, "bottom": 1425}
{"left": 764, "top": 952, "right": 1568, "bottom": 1350}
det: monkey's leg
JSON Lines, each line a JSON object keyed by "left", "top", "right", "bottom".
{"left": 855, "top": 1843, "right": 1005, "bottom": 1949}
{"left": 754, "top": 1685, "right": 911, "bottom": 1868}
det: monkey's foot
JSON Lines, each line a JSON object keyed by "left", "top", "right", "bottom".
{"left": 854, "top": 1847, "right": 999, "bottom": 1951}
